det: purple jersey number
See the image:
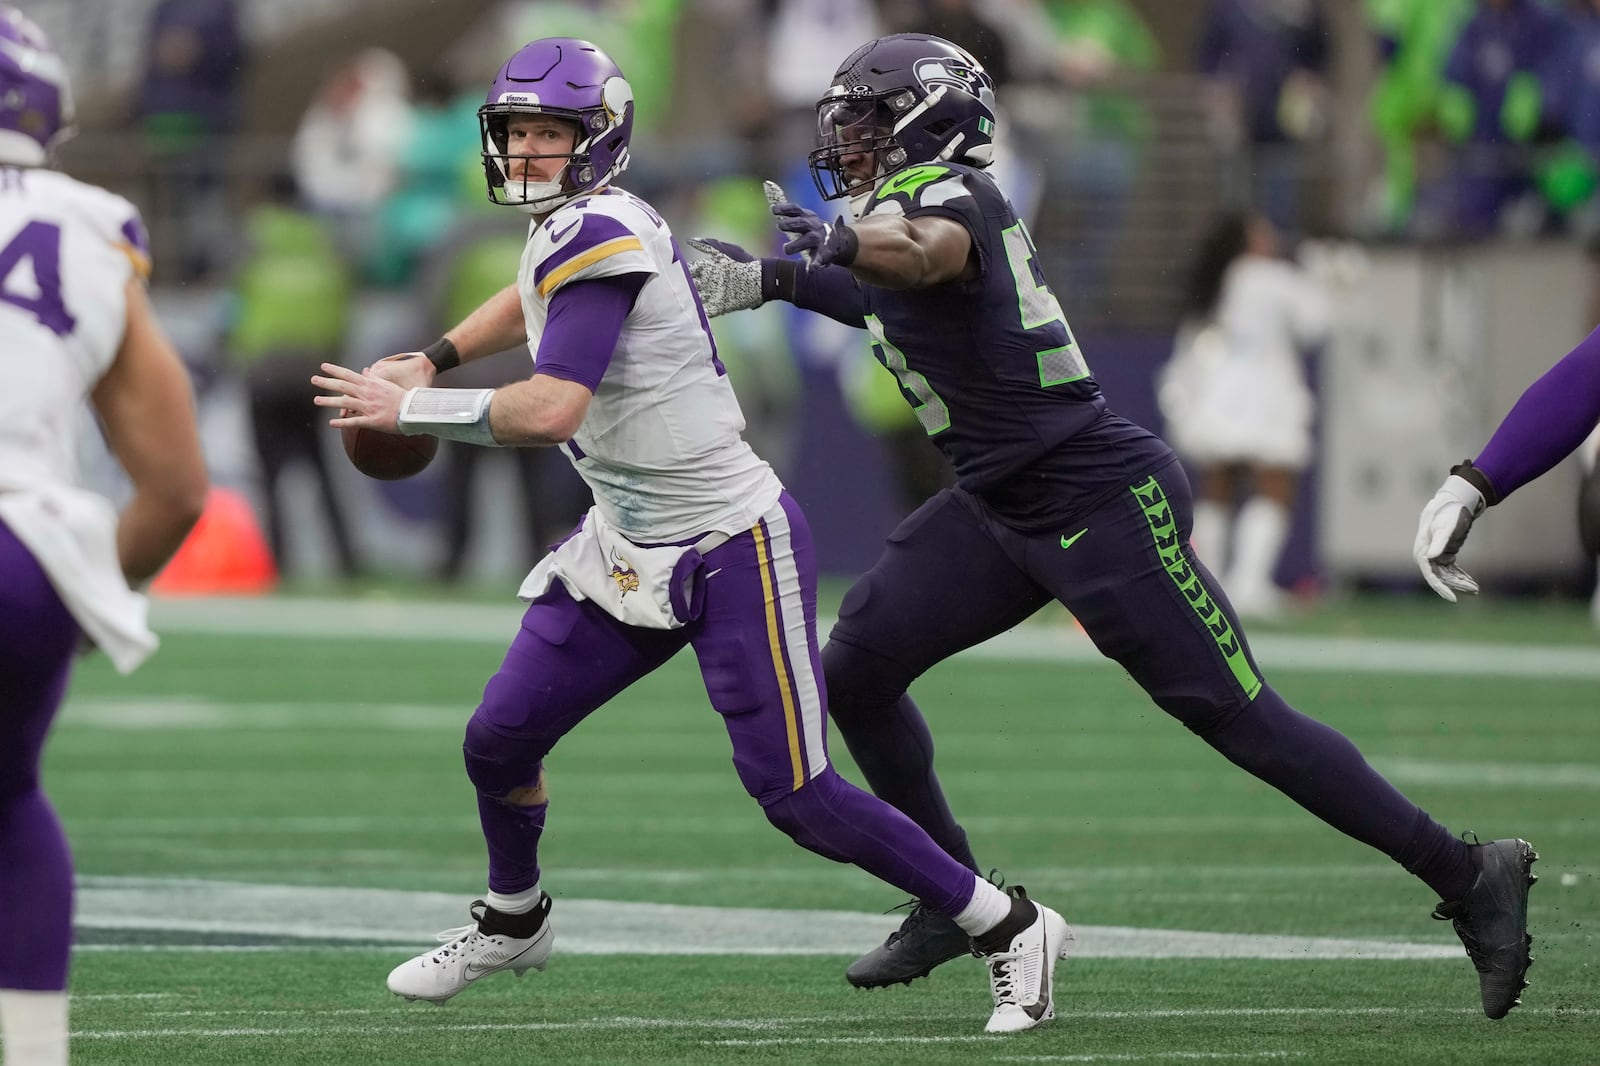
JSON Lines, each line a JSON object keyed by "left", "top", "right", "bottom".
{"left": 0, "top": 220, "right": 76, "bottom": 337}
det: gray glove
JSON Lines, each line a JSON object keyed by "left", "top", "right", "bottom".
{"left": 685, "top": 237, "right": 763, "bottom": 317}
{"left": 684, "top": 181, "right": 796, "bottom": 317}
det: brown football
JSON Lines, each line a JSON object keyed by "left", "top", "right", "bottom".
{"left": 340, "top": 424, "right": 438, "bottom": 480}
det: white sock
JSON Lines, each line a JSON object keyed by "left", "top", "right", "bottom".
{"left": 1229, "top": 496, "right": 1289, "bottom": 598}
{"left": 952, "top": 876, "right": 1013, "bottom": 937}
{"left": 1191, "top": 500, "right": 1231, "bottom": 573}
{"left": 1, "top": 989, "right": 68, "bottom": 1066}
{"left": 484, "top": 883, "right": 541, "bottom": 916}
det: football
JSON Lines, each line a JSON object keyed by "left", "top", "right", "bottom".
{"left": 340, "top": 424, "right": 438, "bottom": 480}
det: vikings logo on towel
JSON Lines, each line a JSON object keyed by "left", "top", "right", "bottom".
{"left": 607, "top": 549, "right": 640, "bottom": 595}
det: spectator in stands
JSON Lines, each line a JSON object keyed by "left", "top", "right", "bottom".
{"left": 1364, "top": 0, "right": 1473, "bottom": 235}
{"left": 1531, "top": 0, "right": 1600, "bottom": 234}
{"left": 367, "top": 69, "right": 484, "bottom": 288}
{"left": 1436, "top": 0, "right": 1569, "bottom": 236}
{"left": 135, "top": 0, "right": 246, "bottom": 280}
{"left": 1157, "top": 210, "right": 1331, "bottom": 619}
{"left": 291, "top": 48, "right": 414, "bottom": 280}
{"left": 1037, "top": 0, "right": 1160, "bottom": 319}
{"left": 225, "top": 175, "right": 362, "bottom": 579}
{"left": 1196, "top": 0, "right": 1331, "bottom": 238}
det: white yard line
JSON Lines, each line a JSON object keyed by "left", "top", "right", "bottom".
{"left": 147, "top": 597, "right": 1600, "bottom": 679}
{"left": 74, "top": 878, "right": 1461, "bottom": 960}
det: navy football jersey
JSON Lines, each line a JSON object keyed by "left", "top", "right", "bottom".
{"left": 856, "top": 162, "right": 1173, "bottom": 532}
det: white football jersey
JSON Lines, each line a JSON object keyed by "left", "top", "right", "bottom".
{"left": 518, "top": 186, "right": 782, "bottom": 542}
{"left": 0, "top": 165, "right": 160, "bottom": 673}
{"left": 0, "top": 166, "right": 146, "bottom": 492}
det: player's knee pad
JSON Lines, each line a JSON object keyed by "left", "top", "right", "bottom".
{"left": 821, "top": 636, "right": 914, "bottom": 730}
{"left": 462, "top": 713, "right": 547, "bottom": 801}
{"left": 761, "top": 769, "right": 853, "bottom": 863}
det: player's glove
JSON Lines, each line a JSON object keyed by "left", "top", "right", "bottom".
{"left": 685, "top": 237, "right": 764, "bottom": 317}
{"left": 1413, "top": 461, "right": 1497, "bottom": 602}
{"left": 771, "top": 200, "right": 859, "bottom": 267}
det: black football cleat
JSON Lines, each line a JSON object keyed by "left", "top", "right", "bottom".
{"left": 846, "top": 901, "right": 972, "bottom": 989}
{"left": 1432, "top": 837, "right": 1539, "bottom": 1019}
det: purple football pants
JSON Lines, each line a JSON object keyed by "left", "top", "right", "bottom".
{"left": 462, "top": 492, "right": 979, "bottom": 916}
{"left": 824, "top": 462, "right": 1474, "bottom": 902}
{"left": 0, "top": 520, "right": 80, "bottom": 991}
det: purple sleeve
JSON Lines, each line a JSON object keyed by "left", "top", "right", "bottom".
{"left": 532, "top": 273, "right": 649, "bottom": 391}
{"left": 1474, "top": 324, "right": 1600, "bottom": 501}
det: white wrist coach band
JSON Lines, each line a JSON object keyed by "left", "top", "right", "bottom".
{"left": 396, "top": 387, "right": 500, "bottom": 446}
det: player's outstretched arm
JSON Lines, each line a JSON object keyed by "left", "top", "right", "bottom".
{"left": 92, "top": 278, "right": 209, "bottom": 584}
{"left": 770, "top": 195, "right": 972, "bottom": 290}
{"left": 369, "top": 283, "right": 529, "bottom": 387}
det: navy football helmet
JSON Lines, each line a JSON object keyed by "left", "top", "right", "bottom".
{"left": 809, "top": 33, "right": 997, "bottom": 209}
{"left": 0, "top": 6, "right": 73, "bottom": 166}
{"left": 479, "top": 37, "right": 633, "bottom": 214}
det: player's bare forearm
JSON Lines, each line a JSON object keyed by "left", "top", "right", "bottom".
{"left": 94, "top": 279, "right": 208, "bottom": 583}
{"left": 446, "top": 284, "right": 529, "bottom": 362}
{"left": 488, "top": 373, "right": 594, "bottom": 445}
{"left": 846, "top": 214, "right": 972, "bottom": 289}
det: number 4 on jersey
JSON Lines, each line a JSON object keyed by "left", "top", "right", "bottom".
{"left": 0, "top": 220, "right": 76, "bottom": 336}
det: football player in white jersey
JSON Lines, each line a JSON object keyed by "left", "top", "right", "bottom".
{"left": 0, "top": 9, "right": 207, "bottom": 1064}
{"left": 314, "top": 38, "right": 1070, "bottom": 1033}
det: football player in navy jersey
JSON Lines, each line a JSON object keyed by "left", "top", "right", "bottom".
{"left": 689, "top": 32, "right": 1538, "bottom": 1020}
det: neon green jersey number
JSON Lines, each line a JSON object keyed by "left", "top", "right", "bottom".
{"left": 864, "top": 313, "right": 951, "bottom": 435}
{"left": 1001, "top": 221, "right": 1089, "bottom": 387}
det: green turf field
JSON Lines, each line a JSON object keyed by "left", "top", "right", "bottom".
{"left": 40, "top": 591, "right": 1600, "bottom": 1064}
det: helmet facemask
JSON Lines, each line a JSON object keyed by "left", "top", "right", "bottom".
{"left": 480, "top": 109, "right": 590, "bottom": 214}
{"left": 477, "top": 40, "right": 634, "bottom": 216}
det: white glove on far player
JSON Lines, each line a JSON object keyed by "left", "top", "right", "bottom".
{"left": 1413, "top": 473, "right": 1488, "bottom": 602}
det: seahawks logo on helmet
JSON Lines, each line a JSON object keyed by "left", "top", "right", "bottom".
{"left": 913, "top": 56, "right": 983, "bottom": 96}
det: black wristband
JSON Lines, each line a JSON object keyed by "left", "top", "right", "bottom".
{"left": 422, "top": 337, "right": 461, "bottom": 373}
{"left": 762, "top": 258, "right": 799, "bottom": 303}
{"left": 1450, "top": 459, "right": 1500, "bottom": 507}
{"left": 831, "top": 224, "right": 860, "bottom": 267}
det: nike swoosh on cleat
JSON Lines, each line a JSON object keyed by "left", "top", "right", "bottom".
{"left": 1023, "top": 934, "right": 1052, "bottom": 1021}
{"left": 1059, "top": 528, "right": 1088, "bottom": 550}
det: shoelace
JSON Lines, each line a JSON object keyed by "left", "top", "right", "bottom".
{"left": 882, "top": 901, "right": 931, "bottom": 946}
{"left": 986, "top": 948, "right": 1024, "bottom": 1005}
{"left": 881, "top": 868, "right": 1008, "bottom": 947}
{"left": 426, "top": 901, "right": 491, "bottom": 964}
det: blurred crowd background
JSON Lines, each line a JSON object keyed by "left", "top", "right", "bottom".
{"left": 32, "top": 0, "right": 1600, "bottom": 608}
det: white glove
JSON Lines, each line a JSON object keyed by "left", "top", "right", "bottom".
{"left": 1413, "top": 473, "right": 1487, "bottom": 602}
{"left": 684, "top": 238, "right": 763, "bottom": 317}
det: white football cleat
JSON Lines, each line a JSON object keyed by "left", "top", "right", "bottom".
{"left": 976, "top": 887, "right": 1073, "bottom": 1033}
{"left": 386, "top": 896, "right": 553, "bottom": 1004}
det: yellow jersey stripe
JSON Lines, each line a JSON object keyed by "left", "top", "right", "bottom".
{"left": 752, "top": 520, "right": 805, "bottom": 792}
{"left": 535, "top": 236, "right": 645, "bottom": 297}
{"left": 115, "top": 240, "right": 152, "bottom": 281}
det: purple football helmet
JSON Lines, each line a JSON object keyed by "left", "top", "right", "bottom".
{"left": 809, "top": 33, "right": 996, "bottom": 208}
{"left": 0, "top": 6, "right": 73, "bottom": 166}
{"left": 479, "top": 38, "right": 633, "bottom": 214}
